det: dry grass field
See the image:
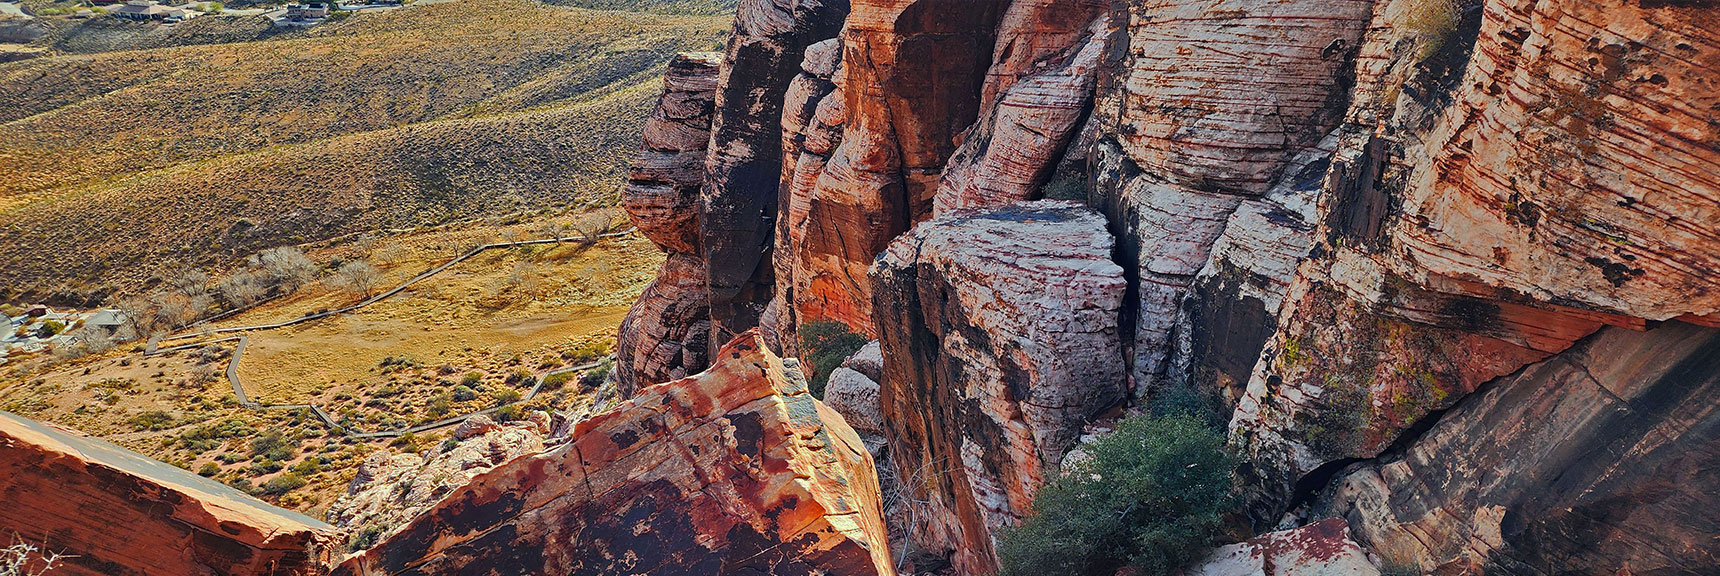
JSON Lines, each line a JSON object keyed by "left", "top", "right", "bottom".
{"left": 0, "top": 0, "right": 728, "bottom": 302}
{"left": 0, "top": 213, "right": 666, "bottom": 517}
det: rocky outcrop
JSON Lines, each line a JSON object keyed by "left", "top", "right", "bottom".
{"left": 618, "top": 52, "right": 721, "bottom": 394}
{"left": 1322, "top": 321, "right": 1720, "bottom": 573}
{"left": 0, "top": 411, "right": 334, "bottom": 576}
{"left": 333, "top": 331, "right": 895, "bottom": 576}
{"left": 783, "top": 0, "right": 1009, "bottom": 336}
{"left": 1376, "top": 0, "right": 1720, "bottom": 321}
{"left": 1089, "top": 0, "right": 1377, "bottom": 395}
{"left": 766, "top": 37, "right": 846, "bottom": 356}
{"left": 931, "top": 2, "right": 1109, "bottom": 215}
{"left": 701, "top": 0, "right": 850, "bottom": 351}
{"left": 326, "top": 414, "right": 551, "bottom": 543}
{"left": 870, "top": 201, "right": 1126, "bottom": 576}
{"left": 823, "top": 341, "right": 885, "bottom": 439}
{"left": 1186, "top": 519, "right": 1380, "bottom": 576}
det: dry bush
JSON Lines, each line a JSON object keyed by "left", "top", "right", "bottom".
{"left": 0, "top": 539, "right": 70, "bottom": 576}
{"left": 330, "top": 261, "right": 382, "bottom": 298}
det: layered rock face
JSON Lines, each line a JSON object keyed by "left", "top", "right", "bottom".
{"left": 1186, "top": 519, "right": 1380, "bottom": 576}
{"left": 618, "top": 52, "right": 721, "bottom": 393}
{"left": 334, "top": 331, "right": 895, "bottom": 576}
{"left": 1089, "top": 0, "right": 1377, "bottom": 394}
{"left": 701, "top": 0, "right": 850, "bottom": 351}
{"left": 1325, "top": 322, "right": 1720, "bottom": 573}
{"left": 870, "top": 202, "right": 1126, "bottom": 576}
{"left": 0, "top": 411, "right": 334, "bottom": 576}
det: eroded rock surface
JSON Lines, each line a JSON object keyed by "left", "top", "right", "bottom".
{"left": 327, "top": 413, "right": 551, "bottom": 544}
{"left": 1187, "top": 519, "right": 1380, "bottom": 576}
{"left": 870, "top": 201, "right": 1126, "bottom": 576}
{"left": 0, "top": 411, "right": 334, "bottom": 576}
{"left": 333, "top": 331, "right": 895, "bottom": 576}
{"left": 701, "top": 0, "right": 850, "bottom": 350}
{"left": 618, "top": 52, "right": 721, "bottom": 394}
{"left": 1324, "top": 322, "right": 1720, "bottom": 574}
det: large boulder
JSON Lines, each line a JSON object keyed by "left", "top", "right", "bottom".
{"left": 333, "top": 331, "right": 895, "bottom": 576}
{"left": 1186, "top": 519, "right": 1380, "bottom": 576}
{"left": 0, "top": 411, "right": 335, "bottom": 576}
{"left": 870, "top": 201, "right": 1126, "bottom": 576}
{"left": 617, "top": 252, "right": 714, "bottom": 395}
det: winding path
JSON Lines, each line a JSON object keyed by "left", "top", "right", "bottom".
{"left": 142, "top": 230, "right": 633, "bottom": 439}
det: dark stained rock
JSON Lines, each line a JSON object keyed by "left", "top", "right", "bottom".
{"left": 0, "top": 411, "right": 335, "bottom": 576}
{"left": 333, "top": 331, "right": 895, "bottom": 576}
{"left": 869, "top": 201, "right": 1126, "bottom": 576}
{"left": 701, "top": 0, "right": 851, "bottom": 352}
{"left": 1324, "top": 321, "right": 1720, "bottom": 574}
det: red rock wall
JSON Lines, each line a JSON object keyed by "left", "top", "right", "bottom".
{"left": 333, "top": 331, "right": 895, "bottom": 576}
{"left": 0, "top": 412, "right": 335, "bottom": 576}
{"left": 701, "top": 0, "right": 850, "bottom": 351}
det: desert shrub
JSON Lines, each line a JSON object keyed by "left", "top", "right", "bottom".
{"left": 451, "top": 385, "right": 477, "bottom": 402}
{"left": 579, "top": 362, "right": 611, "bottom": 391}
{"left": 426, "top": 393, "right": 453, "bottom": 417}
{"left": 996, "top": 414, "right": 1238, "bottom": 576}
{"left": 129, "top": 410, "right": 175, "bottom": 431}
{"left": 330, "top": 261, "right": 382, "bottom": 297}
{"left": 460, "top": 371, "right": 483, "bottom": 386}
{"left": 1404, "top": 0, "right": 1464, "bottom": 59}
{"left": 565, "top": 340, "right": 612, "bottom": 364}
{"left": 35, "top": 321, "right": 64, "bottom": 339}
{"left": 1038, "top": 172, "right": 1088, "bottom": 202}
{"left": 227, "top": 477, "right": 254, "bottom": 494}
{"left": 540, "top": 371, "right": 573, "bottom": 390}
{"left": 347, "top": 525, "right": 385, "bottom": 552}
{"left": 494, "top": 404, "right": 522, "bottom": 422}
{"left": 197, "top": 462, "right": 221, "bottom": 477}
{"left": 798, "top": 321, "right": 867, "bottom": 399}
{"left": 2, "top": 538, "right": 70, "bottom": 576}
{"left": 259, "top": 472, "right": 307, "bottom": 496}
{"left": 0, "top": 304, "right": 22, "bottom": 318}
{"left": 490, "top": 388, "right": 521, "bottom": 406}
{"left": 249, "top": 430, "right": 298, "bottom": 462}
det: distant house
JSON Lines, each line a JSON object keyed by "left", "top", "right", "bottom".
{"left": 284, "top": 2, "right": 328, "bottom": 19}
{"left": 110, "top": 0, "right": 190, "bottom": 21}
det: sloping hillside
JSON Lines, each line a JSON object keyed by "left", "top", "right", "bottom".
{"left": 0, "top": 0, "right": 729, "bottom": 303}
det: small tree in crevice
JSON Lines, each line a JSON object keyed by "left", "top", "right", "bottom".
{"left": 996, "top": 413, "right": 1239, "bottom": 576}
{"left": 797, "top": 321, "right": 867, "bottom": 399}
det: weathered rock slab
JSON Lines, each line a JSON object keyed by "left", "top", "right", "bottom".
{"left": 0, "top": 411, "right": 335, "bottom": 576}
{"left": 333, "top": 331, "right": 895, "bottom": 576}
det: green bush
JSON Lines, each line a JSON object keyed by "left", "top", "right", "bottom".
{"left": 1039, "top": 172, "right": 1088, "bottom": 202}
{"left": 451, "top": 385, "right": 477, "bottom": 402}
{"left": 347, "top": 524, "right": 385, "bottom": 552}
{"left": 996, "top": 414, "right": 1238, "bottom": 576}
{"left": 36, "top": 320, "right": 65, "bottom": 339}
{"left": 579, "top": 362, "right": 611, "bottom": 391}
{"left": 490, "top": 388, "right": 521, "bottom": 406}
{"left": 460, "top": 371, "right": 483, "bottom": 387}
{"left": 798, "top": 321, "right": 867, "bottom": 399}
{"left": 540, "top": 371, "right": 573, "bottom": 390}
{"left": 129, "top": 410, "right": 175, "bottom": 431}
{"left": 248, "top": 430, "right": 298, "bottom": 462}
{"left": 260, "top": 472, "right": 307, "bottom": 496}
{"left": 197, "top": 462, "right": 221, "bottom": 477}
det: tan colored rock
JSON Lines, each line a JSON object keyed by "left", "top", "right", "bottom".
{"left": 326, "top": 413, "right": 550, "bottom": 544}
{"left": 933, "top": 10, "right": 1109, "bottom": 215}
{"left": 618, "top": 52, "right": 721, "bottom": 394}
{"left": 0, "top": 411, "right": 335, "bottom": 576}
{"left": 615, "top": 252, "right": 712, "bottom": 395}
{"left": 767, "top": 37, "right": 846, "bottom": 356}
{"left": 870, "top": 201, "right": 1126, "bottom": 576}
{"left": 1379, "top": 0, "right": 1720, "bottom": 320}
{"left": 1187, "top": 519, "right": 1380, "bottom": 576}
{"left": 1109, "top": 0, "right": 1374, "bottom": 195}
{"left": 333, "top": 331, "right": 895, "bottom": 576}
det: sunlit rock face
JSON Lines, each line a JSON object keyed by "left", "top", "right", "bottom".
{"left": 0, "top": 411, "right": 335, "bottom": 576}
{"left": 870, "top": 201, "right": 1126, "bottom": 576}
{"left": 333, "top": 331, "right": 896, "bottom": 576}
{"left": 618, "top": 52, "right": 721, "bottom": 394}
